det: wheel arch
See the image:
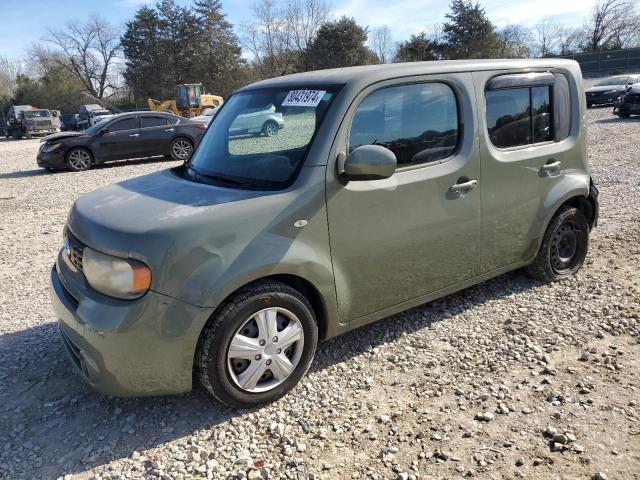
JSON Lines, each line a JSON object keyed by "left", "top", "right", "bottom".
{"left": 197, "top": 274, "right": 329, "bottom": 344}
{"left": 560, "top": 195, "right": 596, "bottom": 230}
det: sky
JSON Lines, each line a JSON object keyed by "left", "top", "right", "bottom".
{"left": 0, "top": 0, "right": 594, "bottom": 59}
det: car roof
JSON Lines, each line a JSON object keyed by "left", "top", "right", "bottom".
{"left": 239, "top": 58, "right": 580, "bottom": 92}
{"left": 109, "top": 111, "right": 180, "bottom": 119}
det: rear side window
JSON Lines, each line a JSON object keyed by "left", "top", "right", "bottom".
{"left": 109, "top": 117, "right": 138, "bottom": 132}
{"left": 141, "top": 116, "right": 167, "bottom": 128}
{"left": 486, "top": 72, "right": 572, "bottom": 148}
{"left": 349, "top": 82, "right": 459, "bottom": 167}
{"left": 485, "top": 88, "right": 531, "bottom": 147}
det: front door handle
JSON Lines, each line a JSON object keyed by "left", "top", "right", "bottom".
{"left": 128, "top": 133, "right": 140, "bottom": 137}
{"left": 164, "top": 128, "right": 175, "bottom": 132}
{"left": 541, "top": 161, "right": 562, "bottom": 175}
{"left": 450, "top": 179, "right": 478, "bottom": 194}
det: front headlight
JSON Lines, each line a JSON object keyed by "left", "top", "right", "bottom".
{"left": 42, "top": 142, "right": 62, "bottom": 153}
{"left": 83, "top": 247, "right": 151, "bottom": 300}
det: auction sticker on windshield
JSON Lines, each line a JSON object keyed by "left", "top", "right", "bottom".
{"left": 282, "top": 90, "right": 326, "bottom": 107}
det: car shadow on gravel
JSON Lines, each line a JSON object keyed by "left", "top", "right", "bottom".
{"left": 0, "top": 270, "right": 539, "bottom": 479}
{"left": 596, "top": 116, "right": 640, "bottom": 124}
{"left": 0, "top": 157, "right": 175, "bottom": 180}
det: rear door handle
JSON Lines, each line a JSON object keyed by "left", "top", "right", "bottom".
{"left": 450, "top": 179, "right": 478, "bottom": 194}
{"left": 128, "top": 133, "right": 139, "bottom": 137}
{"left": 541, "top": 161, "right": 562, "bottom": 174}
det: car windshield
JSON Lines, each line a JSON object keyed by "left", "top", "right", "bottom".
{"left": 187, "top": 86, "right": 339, "bottom": 191}
{"left": 24, "top": 110, "right": 50, "bottom": 118}
{"left": 596, "top": 77, "right": 628, "bottom": 86}
{"left": 84, "top": 118, "right": 110, "bottom": 134}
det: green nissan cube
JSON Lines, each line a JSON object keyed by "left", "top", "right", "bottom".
{"left": 50, "top": 59, "right": 599, "bottom": 408}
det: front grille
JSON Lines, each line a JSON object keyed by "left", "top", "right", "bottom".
{"left": 35, "top": 120, "right": 52, "bottom": 127}
{"left": 65, "top": 230, "right": 85, "bottom": 271}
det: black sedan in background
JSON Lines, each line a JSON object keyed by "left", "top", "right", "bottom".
{"left": 585, "top": 74, "right": 640, "bottom": 107}
{"left": 37, "top": 111, "right": 206, "bottom": 171}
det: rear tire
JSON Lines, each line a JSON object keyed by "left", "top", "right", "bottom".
{"left": 196, "top": 280, "right": 318, "bottom": 409}
{"left": 262, "top": 120, "right": 278, "bottom": 137}
{"left": 525, "top": 205, "right": 589, "bottom": 282}
{"left": 65, "top": 148, "right": 93, "bottom": 172}
{"left": 169, "top": 137, "right": 194, "bottom": 161}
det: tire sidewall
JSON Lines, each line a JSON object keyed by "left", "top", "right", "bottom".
{"left": 545, "top": 207, "right": 589, "bottom": 279}
{"left": 201, "top": 287, "right": 318, "bottom": 408}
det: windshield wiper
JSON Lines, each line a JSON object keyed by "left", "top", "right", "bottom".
{"left": 187, "top": 165, "right": 249, "bottom": 188}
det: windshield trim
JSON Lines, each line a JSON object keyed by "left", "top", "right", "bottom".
{"left": 186, "top": 84, "right": 343, "bottom": 191}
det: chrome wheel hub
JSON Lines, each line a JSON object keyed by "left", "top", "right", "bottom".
{"left": 227, "top": 307, "right": 304, "bottom": 393}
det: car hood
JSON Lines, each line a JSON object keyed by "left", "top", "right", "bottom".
{"left": 41, "top": 131, "right": 85, "bottom": 142}
{"left": 66, "top": 168, "right": 303, "bottom": 304}
{"left": 586, "top": 85, "right": 624, "bottom": 93}
{"left": 68, "top": 168, "right": 263, "bottom": 241}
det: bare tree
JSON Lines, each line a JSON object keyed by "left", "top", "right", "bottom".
{"left": 584, "top": 0, "right": 640, "bottom": 51}
{"left": 498, "top": 24, "right": 533, "bottom": 58}
{"left": 556, "top": 27, "right": 583, "bottom": 55}
{"left": 42, "top": 16, "right": 121, "bottom": 99}
{"left": 0, "top": 55, "right": 21, "bottom": 99}
{"left": 369, "top": 26, "right": 393, "bottom": 63}
{"left": 534, "top": 17, "right": 561, "bottom": 57}
{"left": 286, "top": 0, "right": 332, "bottom": 52}
{"left": 242, "top": 0, "right": 332, "bottom": 78}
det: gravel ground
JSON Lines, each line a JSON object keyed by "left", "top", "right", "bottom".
{"left": 0, "top": 106, "right": 638, "bottom": 480}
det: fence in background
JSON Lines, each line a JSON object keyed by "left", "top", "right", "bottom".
{"left": 559, "top": 48, "right": 640, "bottom": 75}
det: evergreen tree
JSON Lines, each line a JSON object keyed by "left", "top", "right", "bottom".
{"left": 442, "top": 0, "right": 501, "bottom": 59}
{"left": 395, "top": 33, "right": 445, "bottom": 62}
{"left": 121, "top": 0, "right": 245, "bottom": 103}
{"left": 303, "top": 17, "right": 378, "bottom": 71}
{"left": 193, "top": 0, "right": 246, "bottom": 96}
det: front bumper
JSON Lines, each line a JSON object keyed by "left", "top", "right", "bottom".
{"left": 613, "top": 101, "right": 640, "bottom": 115}
{"left": 586, "top": 92, "right": 618, "bottom": 105}
{"left": 37, "top": 148, "right": 66, "bottom": 169}
{"left": 50, "top": 251, "right": 214, "bottom": 396}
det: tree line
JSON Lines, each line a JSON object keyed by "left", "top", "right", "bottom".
{"left": 1, "top": 0, "right": 639, "bottom": 115}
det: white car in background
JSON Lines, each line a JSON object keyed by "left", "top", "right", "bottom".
{"left": 191, "top": 107, "right": 218, "bottom": 125}
{"left": 193, "top": 105, "right": 285, "bottom": 137}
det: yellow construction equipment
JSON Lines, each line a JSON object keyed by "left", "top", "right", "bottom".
{"left": 147, "top": 83, "right": 223, "bottom": 118}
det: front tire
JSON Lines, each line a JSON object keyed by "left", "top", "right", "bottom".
{"left": 197, "top": 281, "right": 318, "bottom": 408}
{"left": 65, "top": 148, "right": 93, "bottom": 171}
{"left": 525, "top": 205, "right": 589, "bottom": 282}
{"left": 169, "top": 138, "right": 194, "bottom": 161}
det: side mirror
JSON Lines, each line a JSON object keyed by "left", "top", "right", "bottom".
{"left": 339, "top": 144, "right": 397, "bottom": 181}
{"left": 99, "top": 127, "right": 109, "bottom": 135}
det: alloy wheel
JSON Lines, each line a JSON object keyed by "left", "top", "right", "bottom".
{"left": 67, "top": 149, "right": 91, "bottom": 170}
{"left": 227, "top": 307, "right": 304, "bottom": 393}
{"left": 264, "top": 122, "right": 278, "bottom": 137}
{"left": 172, "top": 139, "right": 192, "bottom": 160}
